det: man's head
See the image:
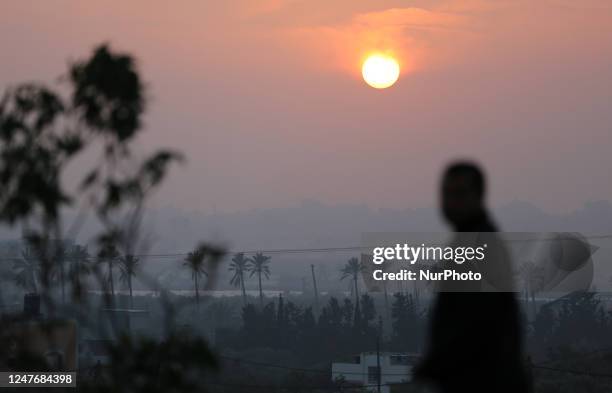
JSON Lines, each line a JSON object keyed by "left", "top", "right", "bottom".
{"left": 441, "top": 161, "right": 486, "bottom": 227}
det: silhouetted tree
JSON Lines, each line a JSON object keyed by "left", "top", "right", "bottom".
{"left": 51, "top": 241, "right": 68, "bottom": 304}
{"left": 380, "top": 262, "right": 392, "bottom": 321}
{"left": 0, "top": 43, "right": 223, "bottom": 393}
{"left": 98, "top": 244, "right": 120, "bottom": 301}
{"left": 12, "top": 246, "right": 40, "bottom": 293}
{"left": 229, "top": 252, "right": 249, "bottom": 304}
{"left": 319, "top": 297, "right": 344, "bottom": 331}
{"left": 341, "top": 298, "right": 354, "bottom": 327}
{"left": 318, "top": 297, "right": 345, "bottom": 355}
{"left": 340, "top": 257, "right": 364, "bottom": 304}
{"left": 360, "top": 293, "right": 376, "bottom": 325}
{"left": 248, "top": 252, "right": 271, "bottom": 307}
{"left": 353, "top": 298, "right": 363, "bottom": 332}
{"left": 119, "top": 254, "right": 140, "bottom": 308}
{"left": 183, "top": 248, "right": 208, "bottom": 307}
{"left": 301, "top": 307, "right": 316, "bottom": 330}
{"left": 554, "top": 292, "right": 608, "bottom": 349}
{"left": 391, "top": 293, "right": 422, "bottom": 352}
{"left": 67, "top": 244, "right": 91, "bottom": 302}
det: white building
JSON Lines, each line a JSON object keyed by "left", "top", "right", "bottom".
{"left": 331, "top": 352, "right": 418, "bottom": 393}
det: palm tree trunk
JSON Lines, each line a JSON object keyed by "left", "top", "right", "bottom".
{"left": 383, "top": 281, "right": 389, "bottom": 321}
{"left": 108, "top": 262, "right": 115, "bottom": 298}
{"left": 60, "top": 263, "right": 65, "bottom": 304}
{"left": 129, "top": 276, "right": 133, "bottom": 309}
{"left": 240, "top": 272, "right": 247, "bottom": 305}
{"left": 311, "top": 264, "right": 319, "bottom": 312}
{"left": 31, "top": 268, "right": 38, "bottom": 294}
{"left": 258, "top": 272, "right": 263, "bottom": 307}
{"left": 353, "top": 275, "right": 359, "bottom": 303}
{"left": 195, "top": 273, "right": 200, "bottom": 307}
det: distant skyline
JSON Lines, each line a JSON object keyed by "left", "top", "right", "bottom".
{"left": 1, "top": 0, "right": 611, "bottom": 214}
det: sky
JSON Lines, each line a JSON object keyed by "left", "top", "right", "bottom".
{"left": 1, "top": 0, "right": 611, "bottom": 214}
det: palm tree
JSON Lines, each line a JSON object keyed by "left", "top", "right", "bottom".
{"left": 98, "top": 244, "right": 119, "bottom": 300}
{"left": 248, "top": 252, "right": 271, "bottom": 307}
{"left": 52, "top": 242, "right": 68, "bottom": 304}
{"left": 119, "top": 254, "right": 140, "bottom": 308}
{"left": 183, "top": 248, "right": 208, "bottom": 307}
{"left": 380, "top": 260, "right": 393, "bottom": 321}
{"left": 229, "top": 253, "right": 249, "bottom": 305}
{"left": 13, "top": 246, "right": 40, "bottom": 293}
{"left": 341, "top": 257, "right": 365, "bottom": 304}
{"left": 67, "top": 245, "right": 91, "bottom": 301}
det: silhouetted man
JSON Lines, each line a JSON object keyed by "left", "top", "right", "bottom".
{"left": 415, "top": 162, "right": 529, "bottom": 393}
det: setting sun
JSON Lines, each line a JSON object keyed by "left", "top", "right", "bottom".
{"left": 362, "top": 54, "right": 400, "bottom": 89}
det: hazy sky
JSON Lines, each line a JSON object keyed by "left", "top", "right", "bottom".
{"left": 1, "top": 0, "right": 611, "bottom": 214}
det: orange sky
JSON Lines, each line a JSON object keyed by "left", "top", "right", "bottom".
{"left": 1, "top": 0, "right": 611, "bottom": 213}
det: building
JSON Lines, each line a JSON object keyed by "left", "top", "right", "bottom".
{"left": 331, "top": 352, "right": 419, "bottom": 393}
{"left": 1, "top": 294, "right": 78, "bottom": 371}
{"left": 4, "top": 317, "right": 78, "bottom": 371}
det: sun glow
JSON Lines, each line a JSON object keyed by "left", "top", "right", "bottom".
{"left": 362, "top": 54, "right": 400, "bottom": 89}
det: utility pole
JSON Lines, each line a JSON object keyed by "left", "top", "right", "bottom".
{"left": 311, "top": 264, "right": 319, "bottom": 312}
{"left": 376, "top": 316, "right": 382, "bottom": 393}
{"left": 376, "top": 336, "right": 381, "bottom": 393}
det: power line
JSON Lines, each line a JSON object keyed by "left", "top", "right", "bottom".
{"left": 1, "top": 234, "right": 609, "bottom": 261}
{"left": 134, "top": 233, "right": 612, "bottom": 260}
{"left": 137, "top": 246, "right": 363, "bottom": 259}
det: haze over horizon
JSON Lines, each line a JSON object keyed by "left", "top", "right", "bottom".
{"left": 2, "top": 0, "right": 611, "bottom": 215}
{"left": 3, "top": 4, "right": 612, "bottom": 392}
